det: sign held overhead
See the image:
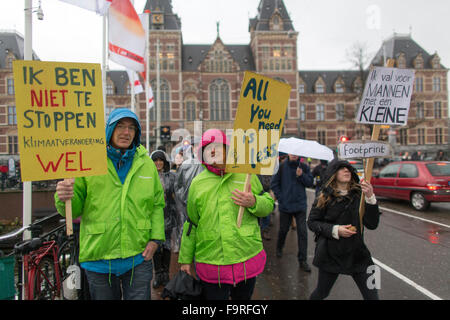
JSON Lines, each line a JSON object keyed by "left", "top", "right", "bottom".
{"left": 356, "top": 67, "right": 415, "bottom": 126}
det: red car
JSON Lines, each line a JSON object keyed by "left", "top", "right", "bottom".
{"left": 371, "top": 161, "right": 450, "bottom": 211}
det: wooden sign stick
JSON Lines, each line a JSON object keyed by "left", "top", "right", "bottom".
{"left": 236, "top": 173, "right": 251, "bottom": 228}
{"left": 358, "top": 58, "right": 395, "bottom": 233}
{"left": 64, "top": 178, "right": 73, "bottom": 236}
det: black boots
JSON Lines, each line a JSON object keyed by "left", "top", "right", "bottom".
{"left": 153, "top": 248, "right": 171, "bottom": 289}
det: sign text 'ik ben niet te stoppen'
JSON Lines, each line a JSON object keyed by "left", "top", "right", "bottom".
{"left": 13, "top": 61, "right": 107, "bottom": 182}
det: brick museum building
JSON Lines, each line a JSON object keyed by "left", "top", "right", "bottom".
{"left": 0, "top": 0, "right": 448, "bottom": 163}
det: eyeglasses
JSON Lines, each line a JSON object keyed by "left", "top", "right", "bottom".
{"left": 116, "top": 124, "right": 137, "bottom": 132}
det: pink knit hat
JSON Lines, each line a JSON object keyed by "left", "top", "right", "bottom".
{"left": 198, "top": 129, "right": 230, "bottom": 175}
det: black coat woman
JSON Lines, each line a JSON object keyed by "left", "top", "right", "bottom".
{"left": 307, "top": 159, "right": 381, "bottom": 300}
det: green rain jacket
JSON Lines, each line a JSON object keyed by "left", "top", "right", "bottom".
{"left": 55, "top": 145, "right": 165, "bottom": 263}
{"left": 178, "top": 169, "right": 274, "bottom": 265}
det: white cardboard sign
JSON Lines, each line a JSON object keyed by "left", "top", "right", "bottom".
{"left": 338, "top": 140, "right": 393, "bottom": 159}
{"left": 356, "top": 67, "right": 415, "bottom": 126}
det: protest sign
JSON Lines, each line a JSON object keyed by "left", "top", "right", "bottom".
{"left": 13, "top": 61, "right": 107, "bottom": 236}
{"left": 13, "top": 60, "right": 107, "bottom": 182}
{"left": 225, "top": 71, "right": 291, "bottom": 228}
{"left": 226, "top": 71, "right": 291, "bottom": 175}
{"left": 356, "top": 66, "right": 415, "bottom": 126}
{"left": 338, "top": 140, "right": 393, "bottom": 159}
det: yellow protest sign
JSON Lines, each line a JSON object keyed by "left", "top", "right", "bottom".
{"left": 13, "top": 60, "right": 107, "bottom": 182}
{"left": 226, "top": 71, "right": 291, "bottom": 175}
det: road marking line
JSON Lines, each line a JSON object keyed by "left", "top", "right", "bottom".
{"left": 306, "top": 189, "right": 450, "bottom": 229}
{"left": 372, "top": 257, "right": 443, "bottom": 300}
{"left": 378, "top": 206, "right": 450, "bottom": 229}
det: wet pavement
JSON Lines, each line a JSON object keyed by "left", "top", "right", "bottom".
{"left": 151, "top": 188, "right": 450, "bottom": 300}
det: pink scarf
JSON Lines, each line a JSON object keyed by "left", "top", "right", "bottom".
{"left": 204, "top": 163, "right": 225, "bottom": 176}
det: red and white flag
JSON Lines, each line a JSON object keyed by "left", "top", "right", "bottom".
{"left": 138, "top": 11, "right": 150, "bottom": 81}
{"left": 108, "top": 0, "right": 146, "bottom": 72}
{"left": 147, "top": 84, "right": 155, "bottom": 109}
{"left": 59, "top": 0, "right": 112, "bottom": 15}
{"left": 126, "top": 70, "right": 144, "bottom": 94}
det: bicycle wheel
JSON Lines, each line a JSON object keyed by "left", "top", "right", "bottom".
{"left": 32, "top": 256, "right": 59, "bottom": 300}
{"left": 57, "top": 237, "right": 77, "bottom": 278}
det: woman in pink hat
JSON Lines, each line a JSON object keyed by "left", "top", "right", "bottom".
{"left": 178, "top": 129, "right": 274, "bottom": 300}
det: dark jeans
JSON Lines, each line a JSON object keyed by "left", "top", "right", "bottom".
{"left": 259, "top": 214, "right": 271, "bottom": 231}
{"left": 84, "top": 259, "right": 153, "bottom": 300}
{"left": 200, "top": 277, "right": 257, "bottom": 300}
{"left": 277, "top": 210, "right": 308, "bottom": 262}
{"left": 310, "top": 269, "right": 379, "bottom": 300}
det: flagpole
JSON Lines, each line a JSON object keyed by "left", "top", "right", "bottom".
{"left": 130, "top": 0, "right": 135, "bottom": 113}
{"left": 23, "top": 0, "right": 33, "bottom": 301}
{"left": 156, "top": 38, "right": 161, "bottom": 147}
{"left": 131, "top": 75, "right": 135, "bottom": 112}
{"left": 102, "top": 14, "right": 107, "bottom": 115}
{"left": 145, "top": 14, "right": 150, "bottom": 152}
{"left": 23, "top": 0, "right": 32, "bottom": 241}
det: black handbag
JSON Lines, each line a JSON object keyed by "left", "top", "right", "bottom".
{"left": 161, "top": 270, "right": 202, "bottom": 300}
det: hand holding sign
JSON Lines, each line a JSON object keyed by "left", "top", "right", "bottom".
{"left": 56, "top": 178, "right": 75, "bottom": 235}
{"left": 360, "top": 179, "right": 374, "bottom": 198}
{"left": 56, "top": 178, "right": 75, "bottom": 202}
{"left": 231, "top": 182, "right": 256, "bottom": 208}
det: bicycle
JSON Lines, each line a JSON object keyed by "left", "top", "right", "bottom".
{"left": 15, "top": 233, "right": 62, "bottom": 300}
{"left": 0, "top": 216, "right": 78, "bottom": 300}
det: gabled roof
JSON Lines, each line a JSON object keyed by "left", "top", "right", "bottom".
{"left": 372, "top": 33, "right": 445, "bottom": 69}
{"left": 0, "top": 31, "right": 39, "bottom": 68}
{"left": 182, "top": 42, "right": 255, "bottom": 72}
{"left": 250, "top": 0, "right": 294, "bottom": 31}
{"left": 299, "top": 70, "right": 365, "bottom": 94}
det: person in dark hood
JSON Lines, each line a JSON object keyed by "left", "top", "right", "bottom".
{"left": 307, "top": 159, "right": 381, "bottom": 300}
{"left": 271, "top": 153, "right": 314, "bottom": 271}
{"left": 150, "top": 150, "right": 178, "bottom": 288}
{"left": 55, "top": 108, "right": 165, "bottom": 300}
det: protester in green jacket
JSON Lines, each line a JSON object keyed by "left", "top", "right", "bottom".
{"left": 179, "top": 129, "right": 274, "bottom": 300}
{"left": 55, "top": 108, "right": 165, "bottom": 300}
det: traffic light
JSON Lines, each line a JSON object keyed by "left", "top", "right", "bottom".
{"left": 160, "top": 126, "right": 171, "bottom": 140}
{"left": 339, "top": 135, "right": 348, "bottom": 143}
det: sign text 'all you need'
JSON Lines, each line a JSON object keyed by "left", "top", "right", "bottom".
{"left": 226, "top": 72, "right": 291, "bottom": 175}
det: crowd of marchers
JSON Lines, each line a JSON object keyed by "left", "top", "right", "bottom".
{"left": 55, "top": 108, "right": 382, "bottom": 300}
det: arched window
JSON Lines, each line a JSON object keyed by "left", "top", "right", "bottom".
{"left": 413, "top": 54, "right": 424, "bottom": 69}
{"left": 396, "top": 53, "right": 406, "bottom": 68}
{"left": 209, "top": 79, "right": 230, "bottom": 121}
{"left": 185, "top": 96, "right": 197, "bottom": 121}
{"left": 5, "top": 52, "right": 15, "bottom": 69}
{"left": 150, "top": 78, "right": 170, "bottom": 121}
{"left": 334, "top": 77, "right": 345, "bottom": 93}
{"left": 431, "top": 54, "right": 441, "bottom": 69}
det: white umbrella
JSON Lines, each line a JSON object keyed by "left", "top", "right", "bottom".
{"left": 278, "top": 137, "right": 334, "bottom": 161}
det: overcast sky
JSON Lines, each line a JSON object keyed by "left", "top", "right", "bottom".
{"left": 0, "top": 0, "right": 449, "bottom": 92}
